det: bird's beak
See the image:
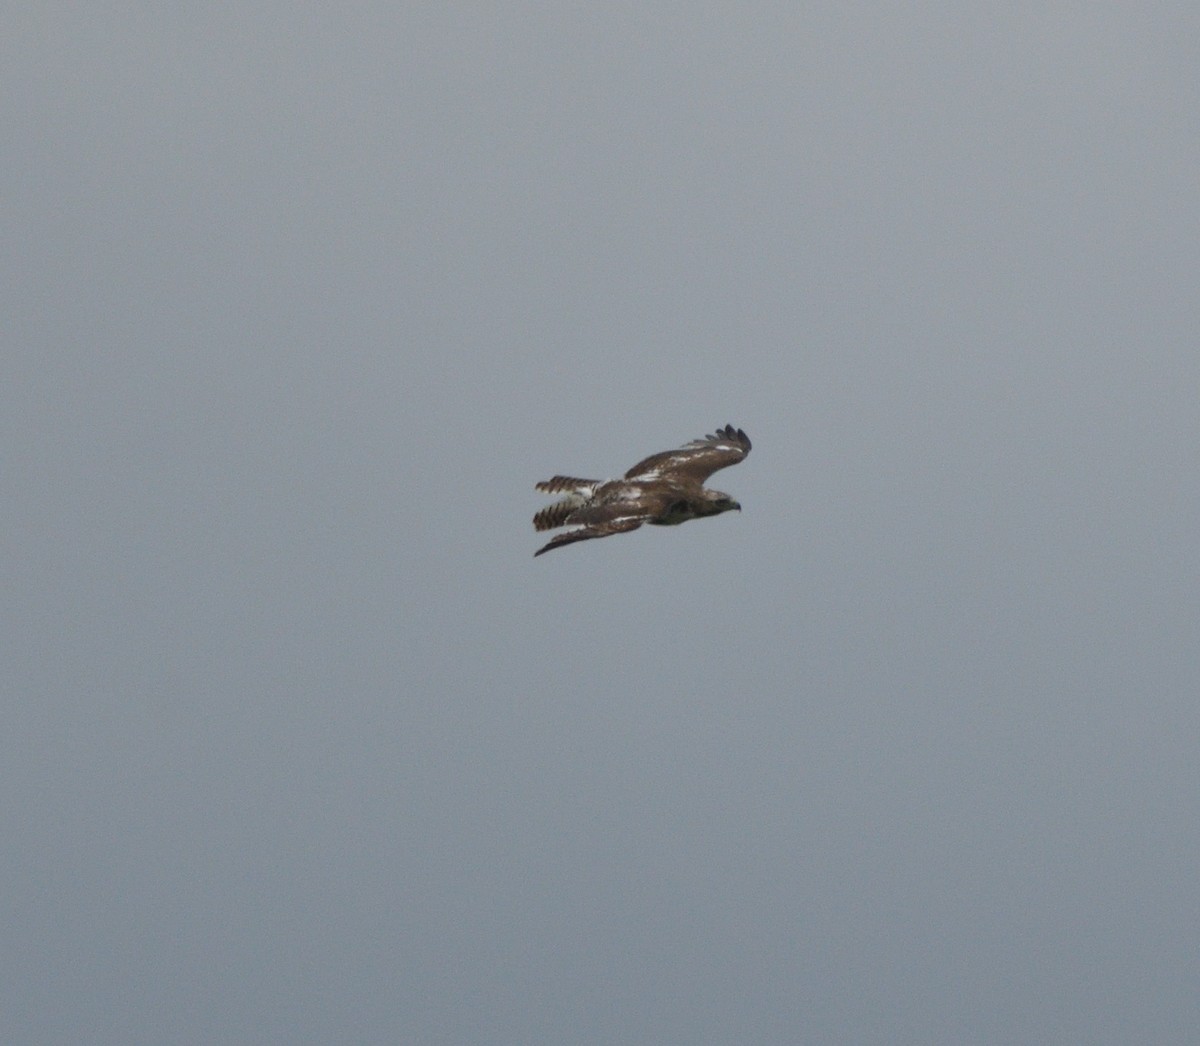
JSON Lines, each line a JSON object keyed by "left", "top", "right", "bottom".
{"left": 733, "top": 501, "right": 742, "bottom": 512}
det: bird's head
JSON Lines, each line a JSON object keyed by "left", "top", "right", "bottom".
{"left": 705, "top": 491, "right": 741, "bottom": 515}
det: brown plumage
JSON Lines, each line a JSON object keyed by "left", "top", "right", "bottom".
{"left": 532, "top": 425, "right": 751, "bottom": 556}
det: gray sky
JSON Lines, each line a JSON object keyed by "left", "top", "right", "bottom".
{"left": 5, "top": 5, "right": 1199, "bottom": 1043}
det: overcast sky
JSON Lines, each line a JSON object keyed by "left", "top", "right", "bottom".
{"left": 5, "top": 5, "right": 1199, "bottom": 1044}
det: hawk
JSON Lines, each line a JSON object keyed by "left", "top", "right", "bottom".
{"left": 532, "top": 424, "right": 752, "bottom": 556}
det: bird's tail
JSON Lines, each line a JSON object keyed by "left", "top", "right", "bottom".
{"left": 534, "top": 496, "right": 590, "bottom": 531}
{"left": 534, "top": 476, "right": 600, "bottom": 495}
{"left": 533, "top": 478, "right": 601, "bottom": 532}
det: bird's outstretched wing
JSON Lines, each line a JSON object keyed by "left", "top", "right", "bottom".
{"left": 533, "top": 517, "right": 644, "bottom": 556}
{"left": 533, "top": 494, "right": 672, "bottom": 557}
{"left": 623, "top": 424, "right": 751, "bottom": 486}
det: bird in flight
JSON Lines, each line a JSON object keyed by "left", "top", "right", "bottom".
{"left": 532, "top": 424, "right": 751, "bottom": 556}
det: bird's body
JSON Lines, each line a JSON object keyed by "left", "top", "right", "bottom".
{"left": 532, "top": 425, "right": 751, "bottom": 556}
